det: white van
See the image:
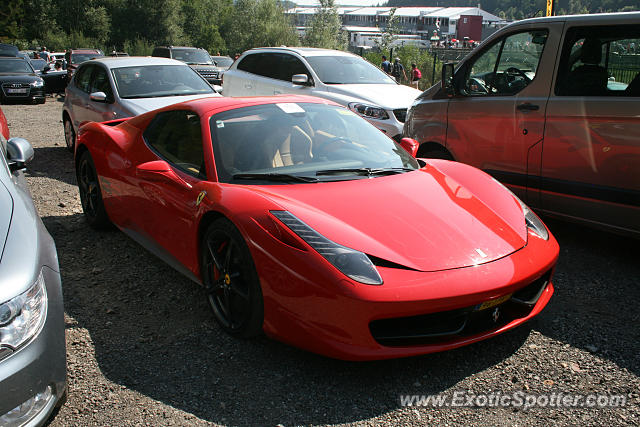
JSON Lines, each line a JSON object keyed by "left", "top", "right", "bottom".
{"left": 404, "top": 12, "right": 640, "bottom": 237}
{"left": 222, "top": 47, "right": 422, "bottom": 142}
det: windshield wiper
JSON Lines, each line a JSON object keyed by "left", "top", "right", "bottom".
{"left": 316, "top": 167, "right": 414, "bottom": 177}
{"left": 233, "top": 173, "right": 318, "bottom": 183}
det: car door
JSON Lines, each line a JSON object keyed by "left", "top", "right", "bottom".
{"left": 132, "top": 109, "right": 209, "bottom": 271}
{"left": 67, "top": 64, "right": 95, "bottom": 130}
{"left": 253, "top": 53, "right": 313, "bottom": 96}
{"left": 83, "top": 64, "right": 118, "bottom": 124}
{"left": 542, "top": 22, "right": 640, "bottom": 234}
{"left": 227, "top": 53, "right": 260, "bottom": 96}
{"left": 446, "top": 24, "right": 562, "bottom": 206}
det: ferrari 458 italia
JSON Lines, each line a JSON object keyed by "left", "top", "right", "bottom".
{"left": 74, "top": 95, "right": 559, "bottom": 360}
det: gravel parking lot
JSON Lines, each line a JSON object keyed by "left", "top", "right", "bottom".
{"left": 3, "top": 99, "right": 639, "bottom": 426}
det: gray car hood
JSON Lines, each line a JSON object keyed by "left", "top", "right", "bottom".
{"left": 323, "top": 83, "right": 422, "bottom": 110}
{"left": 119, "top": 93, "right": 219, "bottom": 116}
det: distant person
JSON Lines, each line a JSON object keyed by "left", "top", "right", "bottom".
{"left": 391, "top": 57, "right": 407, "bottom": 83}
{"left": 39, "top": 46, "right": 50, "bottom": 61}
{"left": 410, "top": 63, "right": 421, "bottom": 89}
{"left": 380, "top": 55, "right": 391, "bottom": 74}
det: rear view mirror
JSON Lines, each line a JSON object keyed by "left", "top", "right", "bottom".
{"left": 136, "top": 160, "right": 192, "bottom": 188}
{"left": 441, "top": 63, "right": 455, "bottom": 97}
{"left": 7, "top": 137, "right": 34, "bottom": 172}
{"left": 399, "top": 138, "right": 420, "bottom": 158}
{"left": 292, "top": 74, "right": 310, "bottom": 86}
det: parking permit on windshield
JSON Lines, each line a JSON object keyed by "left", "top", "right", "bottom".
{"left": 276, "top": 103, "right": 305, "bottom": 114}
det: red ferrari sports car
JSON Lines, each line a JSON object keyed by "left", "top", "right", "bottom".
{"left": 75, "top": 95, "right": 559, "bottom": 360}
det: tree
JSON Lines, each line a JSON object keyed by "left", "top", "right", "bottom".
{"left": 374, "top": 8, "right": 400, "bottom": 55}
{"left": 182, "top": 0, "right": 232, "bottom": 53}
{"left": 223, "top": 0, "right": 298, "bottom": 55}
{"left": 303, "top": 0, "right": 347, "bottom": 50}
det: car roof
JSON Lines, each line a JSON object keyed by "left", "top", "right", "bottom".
{"left": 83, "top": 56, "right": 189, "bottom": 68}
{"left": 509, "top": 11, "right": 640, "bottom": 26}
{"left": 70, "top": 49, "right": 102, "bottom": 53}
{"left": 243, "top": 47, "right": 356, "bottom": 58}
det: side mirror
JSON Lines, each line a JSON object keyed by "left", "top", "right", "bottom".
{"left": 399, "top": 138, "right": 419, "bottom": 158}
{"left": 441, "top": 63, "right": 455, "bottom": 97}
{"left": 292, "top": 74, "right": 310, "bottom": 86}
{"left": 136, "top": 160, "right": 192, "bottom": 188}
{"left": 89, "top": 91, "right": 108, "bottom": 102}
{"left": 7, "top": 137, "right": 35, "bottom": 172}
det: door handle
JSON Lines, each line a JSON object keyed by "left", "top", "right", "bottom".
{"left": 274, "top": 90, "right": 281, "bottom": 95}
{"left": 244, "top": 84, "right": 253, "bottom": 89}
{"left": 517, "top": 103, "right": 539, "bottom": 111}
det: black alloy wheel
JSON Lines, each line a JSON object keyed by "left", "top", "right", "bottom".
{"left": 201, "top": 218, "right": 263, "bottom": 338}
{"left": 77, "top": 150, "right": 111, "bottom": 229}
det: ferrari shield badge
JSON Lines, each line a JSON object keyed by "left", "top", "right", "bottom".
{"left": 196, "top": 190, "right": 207, "bottom": 207}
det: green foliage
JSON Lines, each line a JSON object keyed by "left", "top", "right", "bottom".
{"left": 374, "top": 8, "right": 400, "bottom": 53}
{"left": 122, "top": 37, "right": 155, "bottom": 56}
{"left": 304, "top": 0, "right": 347, "bottom": 50}
{"left": 364, "top": 45, "right": 442, "bottom": 90}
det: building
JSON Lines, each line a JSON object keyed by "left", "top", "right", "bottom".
{"left": 286, "top": 5, "right": 507, "bottom": 48}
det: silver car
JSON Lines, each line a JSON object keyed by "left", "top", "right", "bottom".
{"left": 0, "top": 127, "right": 66, "bottom": 425}
{"left": 63, "top": 56, "right": 220, "bottom": 152}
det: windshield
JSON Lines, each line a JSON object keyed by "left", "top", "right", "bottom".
{"left": 112, "top": 64, "right": 215, "bottom": 98}
{"left": 210, "top": 103, "right": 419, "bottom": 183}
{"left": 71, "top": 53, "right": 103, "bottom": 64}
{"left": 0, "top": 58, "right": 34, "bottom": 73}
{"left": 212, "top": 56, "right": 233, "bottom": 68}
{"left": 30, "top": 59, "right": 47, "bottom": 70}
{"left": 306, "top": 55, "right": 397, "bottom": 85}
{"left": 172, "top": 49, "right": 213, "bottom": 65}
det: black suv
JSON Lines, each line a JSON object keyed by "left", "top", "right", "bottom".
{"left": 152, "top": 46, "right": 219, "bottom": 85}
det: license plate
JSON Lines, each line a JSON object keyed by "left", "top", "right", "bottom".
{"left": 7, "top": 88, "right": 27, "bottom": 94}
{"left": 476, "top": 293, "right": 512, "bottom": 311}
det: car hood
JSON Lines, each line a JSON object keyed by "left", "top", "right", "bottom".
{"left": 323, "top": 83, "right": 422, "bottom": 110}
{"left": 252, "top": 163, "right": 527, "bottom": 272}
{"left": 0, "top": 73, "right": 41, "bottom": 82}
{"left": 119, "top": 93, "right": 219, "bottom": 116}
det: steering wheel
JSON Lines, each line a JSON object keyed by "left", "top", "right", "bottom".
{"left": 504, "top": 67, "right": 531, "bottom": 83}
{"left": 315, "top": 137, "right": 356, "bottom": 160}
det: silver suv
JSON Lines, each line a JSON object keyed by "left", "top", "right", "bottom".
{"left": 222, "top": 47, "right": 422, "bottom": 142}
{"left": 0, "top": 125, "right": 66, "bottom": 426}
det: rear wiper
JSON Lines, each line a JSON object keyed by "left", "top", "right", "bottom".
{"left": 233, "top": 173, "right": 318, "bottom": 183}
{"left": 316, "top": 167, "right": 414, "bottom": 177}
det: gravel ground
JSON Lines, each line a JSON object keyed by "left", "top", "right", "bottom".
{"left": 3, "top": 99, "right": 639, "bottom": 426}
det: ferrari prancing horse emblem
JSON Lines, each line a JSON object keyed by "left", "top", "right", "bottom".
{"left": 196, "top": 190, "right": 207, "bottom": 207}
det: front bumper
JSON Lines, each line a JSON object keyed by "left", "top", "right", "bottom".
{"left": 0, "top": 266, "right": 67, "bottom": 426}
{"left": 249, "top": 220, "right": 559, "bottom": 360}
{"left": 365, "top": 109, "right": 406, "bottom": 142}
{"left": 1, "top": 85, "right": 45, "bottom": 104}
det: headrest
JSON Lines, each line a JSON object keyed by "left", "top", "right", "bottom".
{"left": 580, "top": 38, "right": 602, "bottom": 65}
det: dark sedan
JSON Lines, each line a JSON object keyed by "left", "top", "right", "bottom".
{"left": 0, "top": 58, "right": 45, "bottom": 104}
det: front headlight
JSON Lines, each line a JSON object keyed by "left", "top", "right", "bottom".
{"left": 270, "top": 211, "right": 383, "bottom": 285}
{"left": 519, "top": 200, "right": 549, "bottom": 240}
{"left": 348, "top": 103, "right": 389, "bottom": 120}
{"left": 0, "top": 270, "right": 48, "bottom": 350}
{"left": 30, "top": 80, "right": 44, "bottom": 88}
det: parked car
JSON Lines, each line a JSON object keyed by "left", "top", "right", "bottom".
{"left": 0, "top": 107, "right": 67, "bottom": 425}
{"left": 0, "top": 43, "right": 19, "bottom": 57}
{"left": 152, "top": 46, "right": 219, "bottom": 85}
{"left": 74, "top": 95, "right": 558, "bottom": 360}
{"left": 0, "top": 57, "right": 46, "bottom": 104}
{"left": 40, "top": 65, "right": 68, "bottom": 95}
{"left": 222, "top": 47, "right": 422, "bottom": 142}
{"left": 210, "top": 55, "right": 233, "bottom": 85}
{"left": 63, "top": 56, "right": 220, "bottom": 152}
{"left": 65, "top": 48, "right": 104, "bottom": 82}
{"left": 404, "top": 12, "right": 640, "bottom": 238}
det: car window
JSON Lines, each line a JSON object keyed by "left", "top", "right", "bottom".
{"left": 463, "top": 30, "right": 548, "bottom": 96}
{"left": 306, "top": 55, "right": 396, "bottom": 85}
{"left": 0, "top": 58, "right": 34, "bottom": 73}
{"left": 171, "top": 49, "right": 213, "bottom": 65}
{"left": 111, "top": 65, "right": 214, "bottom": 98}
{"left": 237, "top": 53, "right": 262, "bottom": 75}
{"left": 74, "top": 65, "right": 94, "bottom": 93}
{"left": 143, "top": 110, "right": 206, "bottom": 179}
{"left": 275, "top": 53, "right": 310, "bottom": 82}
{"left": 209, "top": 102, "right": 419, "bottom": 183}
{"left": 90, "top": 66, "right": 113, "bottom": 98}
{"left": 556, "top": 25, "right": 640, "bottom": 97}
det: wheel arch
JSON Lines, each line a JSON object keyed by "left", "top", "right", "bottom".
{"left": 416, "top": 141, "right": 455, "bottom": 160}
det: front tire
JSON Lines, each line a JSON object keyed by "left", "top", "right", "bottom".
{"left": 77, "top": 150, "right": 111, "bottom": 229}
{"left": 64, "top": 117, "right": 75, "bottom": 152}
{"left": 201, "top": 218, "right": 263, "bottom": 338}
